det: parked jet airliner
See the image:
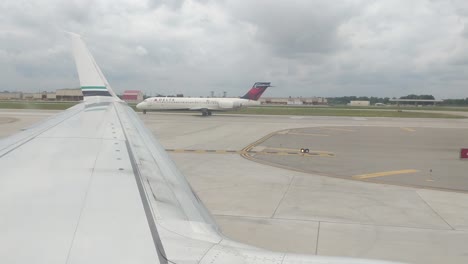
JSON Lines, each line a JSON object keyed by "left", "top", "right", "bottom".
{"left": 136, "top": 82, "right": 271, "bottom": 116}
{"left": 0, "top": 34, "right": 403, "bottom": 264}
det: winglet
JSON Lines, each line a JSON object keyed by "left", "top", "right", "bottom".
{"left": 240, "top": 82, "right": 271, "bottom": 100}
{"left": 69, "top": 33, "right": 120, "bottom": 100}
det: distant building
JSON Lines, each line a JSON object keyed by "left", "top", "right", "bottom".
{"left": 22, "top": 91, "right": 55, "bottom": 101}
{"left": 22, "top": 93, "right": 39, "bottom": 100}
{"left": 0, "top": 92, "right": 22, "bottom": 100}
{"left": 56, "top": 88, "right": 83, "bottom": 101}
{"left": 0, "top": 90, "right": 59, "bottom": 101}
{"left": 260, "top": 97, "right": 328, "bottom": 105}
{"left": 348, "top": 100, "right": 370, "bottom": 106}
{"left": 302, "top": 97, "right": 327, "bottom": 105}
{"left": 46, "top": 93, "right": 56, "bottom": 100}
{"left": 122, "top": 90, "right": 144, "bottom": 102}
{"left": 389, "top": 99, "right": 442, "bottom": 106}
{"left": 287, "top": 99, "right": 303, "bottom": 105}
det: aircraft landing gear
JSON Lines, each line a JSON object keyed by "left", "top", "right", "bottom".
{"left": 201, "top": 110, "right": 212, "bottom": 116}
{"left": 143, "top": 110, "right": 147, "bottom": 114}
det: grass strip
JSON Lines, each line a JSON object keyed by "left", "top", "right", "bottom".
{"left": 0, "top": 101, "right": 465, "bottom": 118}
{"left": 225, "top": 107, "right": 465, "bottom": 118}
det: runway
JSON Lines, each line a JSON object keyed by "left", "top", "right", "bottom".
{"left": 1, "top": 109, "right": 468, "bottom": 263}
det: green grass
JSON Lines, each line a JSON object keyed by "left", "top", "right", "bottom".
{"left": 225, "top": 106, "right": 466, "bottom": 118}
{"left": 260, "top": 104, "right": 468, "bottom": 112}
{"left": 0, "top": 101, "right": 465, "bottom": 118}
{"left": 0, "top": 101, "right": 79, "bottom": 110}
{"left": 340, "top": 106, "right": 468, "bottom": 112}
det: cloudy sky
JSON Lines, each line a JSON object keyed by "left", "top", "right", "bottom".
{"left": 1, "top": 0, "right": 468, "bottom": 98}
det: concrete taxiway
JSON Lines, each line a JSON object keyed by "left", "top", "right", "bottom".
{"left": 1, "top": 109, "right": 468, "bottom": 264}
{"left": 245, "top": 126, "right": 468, "bottom": 192}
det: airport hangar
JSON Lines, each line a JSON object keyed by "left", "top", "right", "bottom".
{"left": 1, "top": 109, "right": 468, "bottom": 264}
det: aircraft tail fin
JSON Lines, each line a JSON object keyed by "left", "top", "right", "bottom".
{"left": 240, "top": 82, "right": 271, "bottom": 100}
{"left": 70, "top": 33, "right": 119, "bottom": 100}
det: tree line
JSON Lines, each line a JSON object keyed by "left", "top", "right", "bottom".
{"left": 327, "top": 96, "right": 392, "bottom": 105}
{"left": 327, "top": 95, "right": 468, "bottom": 106}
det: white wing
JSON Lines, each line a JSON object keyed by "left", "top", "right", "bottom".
{"left": 0, "top": 35, "right": 404, "bottom": 264}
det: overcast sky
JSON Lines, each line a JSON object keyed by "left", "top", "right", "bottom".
{"left": 1, "top": 0, "right": 468, "bottom": 98}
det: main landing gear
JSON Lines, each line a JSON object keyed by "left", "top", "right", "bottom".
{"left": 201, "top": 109, "right": 212, "bottom": 116}
{"left": 143, "top": 110, "right": 147, "bottom": 114}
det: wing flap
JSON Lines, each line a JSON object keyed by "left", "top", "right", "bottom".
{"left": 117, "top": 105, "right": 220, "bottom": 236}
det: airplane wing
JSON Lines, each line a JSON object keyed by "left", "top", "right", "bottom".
{"left": 0, "top": 34, "right": 403, "bottom": 264}
{"left": 189, "top": 107, "right": 217, "bottom": 111}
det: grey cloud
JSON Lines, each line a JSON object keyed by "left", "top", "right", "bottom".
{"left": 224, "top": 1, "right": 363, "bottom": 57}
{"left": 1, "top": 0, "right": 468, "bottom": 98}
{"left": 147, "top": 0, "right": 185, "bottom": 10}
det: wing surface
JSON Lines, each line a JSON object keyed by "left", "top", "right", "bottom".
{"left": 0, "top": 35, "right": 404, "bottom": 264}
{"left": 0, "top": 101, "right": 163, "bottom": 264}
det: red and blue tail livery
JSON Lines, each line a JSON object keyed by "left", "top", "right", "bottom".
{"left": 241, "top": 82, "right": 271, "bottom": 100}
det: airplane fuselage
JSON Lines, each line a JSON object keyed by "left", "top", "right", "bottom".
{"left": 136, "top": 97, "right": 260, "bottom": 112}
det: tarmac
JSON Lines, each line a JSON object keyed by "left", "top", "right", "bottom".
{"left": 1, "top": 109, "right": 468, "bottom": 264}
{"left": 245, "top": 126, "right": 468, "bottom": 192}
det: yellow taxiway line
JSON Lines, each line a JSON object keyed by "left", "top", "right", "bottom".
{"left": 353, "top": 169, "right": 419, "bottom": 179}
{"left": 263, "top": 147, "right": 330, "bottom": 152}
{"left": 286, "top": 132, "right": 330, "bottom": 137}
{"left": 166, "top": 148, "right": 335, "bottom": 157}
{"left": 320, "top": 127, "right": 355, "bottom": 132}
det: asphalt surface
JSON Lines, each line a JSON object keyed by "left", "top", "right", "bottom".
{"left": 249, "top": 126, "right": 468, "bottom": 192}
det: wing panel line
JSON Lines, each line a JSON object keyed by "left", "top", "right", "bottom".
{"left": 64, "top": 140, "right": 102, "bottom": 264}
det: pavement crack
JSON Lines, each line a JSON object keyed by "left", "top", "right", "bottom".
{"left": 271, "top": 175, "right": 295, "bottom": 218}
{"left": 416, "top": 190, "right": 455, "bottom": 230}
{"left": 315, "top": 221, "right": 321, "bottom": 255}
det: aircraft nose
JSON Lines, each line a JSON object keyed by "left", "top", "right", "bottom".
{"left": 136, "top": 102, "right": 144, "bottom": 109}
